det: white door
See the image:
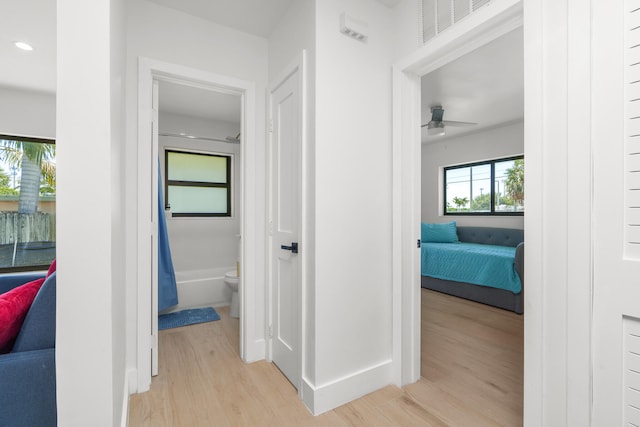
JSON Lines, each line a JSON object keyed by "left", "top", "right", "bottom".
{"left": 592, "top": 1, "right": 640, "bottom": 423}
{"left": 270, "top": 56, "right": 303, "bottom": 389}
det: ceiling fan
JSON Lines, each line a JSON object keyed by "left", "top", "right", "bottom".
{"left": 225, "top": 133, "right": 241, "bottom": 143}
{"left": 421, "top": 106, "right": 477, "bottom": 136}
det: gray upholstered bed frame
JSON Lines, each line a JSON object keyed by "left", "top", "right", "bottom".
{"left": 421, "top": 226, "right": 525, "bottom": 314}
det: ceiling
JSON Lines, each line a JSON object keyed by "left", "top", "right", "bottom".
{"left": 158, "top": 81, "right": 241, "bottom": 124}
{"left": 0, "top": 0, "right": 56, "bottom": 93}
{"left": 421, "top": 27, "right": 524, "bottom": 143}
{"left": 147, "top": 0, "right": 294, "bottom": 38}
{"left": 1, "top": 0, "right": 294, "bottom": 121}
{"left": 4, "top": 0, "right": 402, "bottom": 123}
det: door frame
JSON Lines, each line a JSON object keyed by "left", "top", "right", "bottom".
{"left": 266, "top": 50, "right": 307, "bottom": 397}
{"left": 392, "top": 0, "right": 524, "bottom": 386}
{"left": 136, "top": 57, "right": 258, "bottom": 391}
{"left": 393, "top": 0, "right": 594, "bottom": 424}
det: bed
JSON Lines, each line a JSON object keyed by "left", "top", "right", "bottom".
{"left": 421, "top": 224, "right": 524, "bottom": 314}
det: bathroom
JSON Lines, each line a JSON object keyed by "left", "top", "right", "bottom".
{"left": 158, "top": 80, "right": 241, "bottom": 318}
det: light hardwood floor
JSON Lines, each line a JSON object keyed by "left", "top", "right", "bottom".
{"left": 129, "top": 289, "right": 523, "bottom": 426}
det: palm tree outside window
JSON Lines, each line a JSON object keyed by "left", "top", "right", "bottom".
{"left": 0, "top": 135, "right": 56, "bottom": 271}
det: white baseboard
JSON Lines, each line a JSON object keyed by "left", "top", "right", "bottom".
{"left": 244, "top": 338, "right": 265, "bottom": 363}
{"left": 121, "top": 369, "right": 136, "bottom": 427}
{"left": 302, "top": 360, "right": 393, "bottom": 415}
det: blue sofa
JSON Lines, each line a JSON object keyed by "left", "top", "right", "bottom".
{"left": 0, "top": 271, "right": 57, "bottom": 427}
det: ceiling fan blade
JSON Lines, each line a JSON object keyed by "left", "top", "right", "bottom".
{"left": 441, "top": 120, "right": 477, "bottom": 127}
{"left": 225, "top": 132, "right": 241, "bottom": 143}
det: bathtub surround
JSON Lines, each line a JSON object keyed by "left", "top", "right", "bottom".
{"left": 168, "top": 268, "right": 235, "bottom": 313}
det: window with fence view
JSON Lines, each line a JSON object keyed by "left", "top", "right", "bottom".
{"left": 444, "top": 156, "right": 524, "bottom": 215}
{"left": 0, "top": 135, "right": 56, "bottom": 271}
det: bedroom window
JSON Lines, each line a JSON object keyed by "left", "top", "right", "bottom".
{"left": 444, "top": 156, "right": 524, "bottom": 216}
{"left": 165, "top": 150, "right": 231, "bottom": 217}
{"left": 0, "top": 135, "right": 56, "bottom": 272}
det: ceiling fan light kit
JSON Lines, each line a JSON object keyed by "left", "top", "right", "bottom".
{"left": 427, "top": 122, "right": 446, "bottom": 136}
{"left": 422, "top": 105, "right": 477, "bottom": 136}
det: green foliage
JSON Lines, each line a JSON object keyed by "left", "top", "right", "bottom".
{"left": 470, "top": 193, "right": 491, "bottom": 211}
{"left": 39, "top": 185, "right": 55, "bottom": 195}
{"left": 505, "top": 159, "right": 524, "bottom": 205}
{"left": 0, "top": 168, "right": 10, "bottom": 188}
{"left": 452, "top": 196, "right": 469, "bottom": 210}
{"left": 0, "top": 167, "right": 17, "bottom": 195}
{"left": 0, "top": 187, "right": 18, "bottom": 196}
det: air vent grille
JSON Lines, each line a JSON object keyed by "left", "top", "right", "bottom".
{"left": 422, "top": 0, "right": 437, "bottom": 43}
{"left": 437, "top": 0, "right": 452, "bottom": 33}
{"left": 454, "top": 0, "right": 471, "bottom": 23}
{"left": 422, "top": 0, "right": 491, "bottom": 44}
{"left": 625, "top": 0, "right": 640, "bottom": 258}
{"left": 624, "top": 317, "right": 640, "bottom": 425}
{"left": 472, "top": 0, "right": 490, "bottom": 10}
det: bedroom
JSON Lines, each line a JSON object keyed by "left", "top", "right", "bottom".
{"left": 419, "top": 25, "right": 524, "bottom": 424}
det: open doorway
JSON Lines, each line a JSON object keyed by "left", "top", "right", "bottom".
{"left": 155, "top": 79, "right": 242, "bottom": 353}
{"left": 136, "top": 58, "right": 260, "bottom": 391}
{"left": 391, "top": 0, "right": 527, "bottom": 415}
{"left": 417, "top": 27, "right": 524, "bottom": 425}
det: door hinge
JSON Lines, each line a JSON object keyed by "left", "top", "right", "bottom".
{"left": 269, "top": 118, "right": 274, "bottom": 133}
{"left": 268, "top": 325, "right": 273, "bottom": 338}
{"left": 269, "top": 221, "right": 273, "bottom": 236}
{"left": 417, "top": 239, "right": 421, "bottom": 248}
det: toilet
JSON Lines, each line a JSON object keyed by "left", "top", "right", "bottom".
{"left": 224, "top": 270, "right": 239, "bottom": 318}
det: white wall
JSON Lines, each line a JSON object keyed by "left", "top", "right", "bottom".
{"left": 125, "top": 0, "right": 269, "bottom": 385}
{"left": 56, "top": 0, "right": 127, "bottom": 425}
{"left": 421, "top": 120, "right": 524, "bottom": 229}
{"left": 159, "top": 111, "right": 240, "bottom": 310}
{"left": 310, "top": 0, "right": 395, "bottom": 413}
{"left": 0, "top": 86, "right": 55, "bottom": 139}
{"left": 110, "top": 0, "right": 128, "bottom": 422}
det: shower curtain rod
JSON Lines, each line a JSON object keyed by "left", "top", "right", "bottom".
{"left": 159, "top": 132, "right": 239, "bottom": 144}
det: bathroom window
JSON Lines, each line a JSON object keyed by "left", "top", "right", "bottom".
{"left": 165, "top": 150, "right": 231, "bottom": 217}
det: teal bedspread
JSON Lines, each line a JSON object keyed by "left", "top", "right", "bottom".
{"left": 421, "top": 242, "right": 522, "bottom": 293}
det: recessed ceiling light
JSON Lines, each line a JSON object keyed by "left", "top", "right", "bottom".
{"left": 14, "top": 41, "right": 34, "bottom": 51}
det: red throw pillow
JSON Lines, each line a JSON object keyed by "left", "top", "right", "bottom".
{"left": 0, "top": 277, "right": 46, "bottom": 353}
{"left": 46, "top": 259, "right": 56, "bottom": 278}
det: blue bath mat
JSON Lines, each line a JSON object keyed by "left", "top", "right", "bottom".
{"left": 158, "top": 307, "right": 220, "bottom": 330}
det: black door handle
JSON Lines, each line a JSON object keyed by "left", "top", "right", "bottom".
{"left": 281, "top": 242, "right": 298, "bottom": 254}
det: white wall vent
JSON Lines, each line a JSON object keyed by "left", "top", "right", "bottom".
{"left": 472, "top": 0, "right": 490, "bottom": 11}
{"left": 624, "top": 316, "right": 640, "bottom": 425}
{"left": 625, "top": 0, "right": 640, "bottom": 259}
{"left": 422, "top": 0, "right": 491, "bottom": 44}
{"left": 454, "top": 0, "right": 471, "bottom": 24}
{"left": 437, "top": 0, "right": 452, "bottom": 33}
{"left": 340, "top": 13, "right": 368, "bottom": 43}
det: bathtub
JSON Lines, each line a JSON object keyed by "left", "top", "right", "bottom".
{"left": 162, "top": 266, "right": 233, "bottom": 313}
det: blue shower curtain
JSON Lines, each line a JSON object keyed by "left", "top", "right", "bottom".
{"left": 158, "top": 164, "right": 178, "bottom": 311}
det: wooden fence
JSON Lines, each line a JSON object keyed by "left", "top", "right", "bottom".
{"left": 0, "top": 212, "right": 56, "bottom": 245}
